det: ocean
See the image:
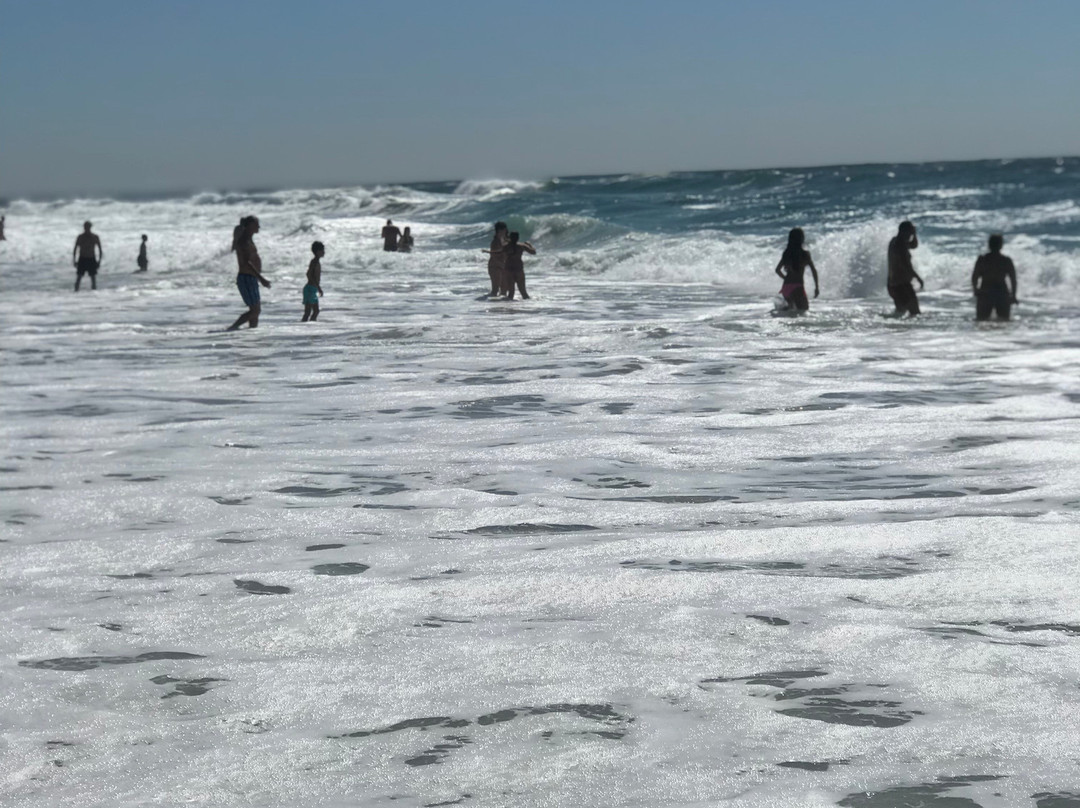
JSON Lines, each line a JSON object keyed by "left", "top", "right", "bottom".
{"left": 2, "top": 157, "right": 1079, "bottom": 807}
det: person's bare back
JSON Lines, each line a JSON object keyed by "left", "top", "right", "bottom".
{"left": 75, "top": 231, "right": 101, "bottom": 262}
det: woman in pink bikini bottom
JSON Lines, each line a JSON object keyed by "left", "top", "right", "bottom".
{"left": 774, "top": 227, "right": 820, "bottom": 311}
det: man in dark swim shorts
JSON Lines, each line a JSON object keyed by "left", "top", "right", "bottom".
{"left": 226, "top": 216, "right": 272, "bottom": 330}
{"left": 972, "top": 234, "right": 1018, "bottom": 321}
{"left": 886, "top": 221, "right": 924, "bottom": 317}
{"left": 73, "top": 221, "right": 103, "bottom": 291}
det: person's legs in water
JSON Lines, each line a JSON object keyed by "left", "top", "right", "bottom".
{"left": 976, "top": 292, "right": 993, "bottom": 321}
{"left": 506, "top": 267, "right": 529, "bottom": 300}
{"left": 488, "top": 265, "right": 500, "bottom": 296}
{"left": 302, "top": 303, "right": 314, "bottom": 322}
{"left": 790, "top": 286, "right": 809, "bottom": 311}
{"left": 309, "top": 302, "right": 319, "bottom": 321}
{"left": 229, "top": 275, "right": 262, "bottom": 329}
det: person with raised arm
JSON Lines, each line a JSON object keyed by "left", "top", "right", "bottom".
{"left": 773, "top": 228, "right": 819, "bottom": 312}
{"left": 503, "top": 231, "right": 535, "bottom": 300}
{"left": 73, "top": 221, "right": 102, "bottom": 291}
{"left": 381, "top": 219, "right": 401, "bottom": 252}
{"left": 972, "top": 234, "right": 1018, "bottom": 321}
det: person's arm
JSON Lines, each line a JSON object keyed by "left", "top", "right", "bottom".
{"left": 971, "top": 256, "right": 982, "bottom": 295}
{"left": 807, "top": 254, "right": 819, "bottom": 297}
{"left": 774, "top": 258, "right": 786, "bottom": 281}
{"left": 912, "top": 267, "right": 924, "bottom": 290}
{"left": 909, "top": 232, "right": 919, "bottom": 250}
{"left": 245, "top": 253, "right": 271, "bottom": 286}
{"left": 95, "top": 235, "right": 103, "bottom": 262}
{"left": 73, "top": 238, "right": 79, "bottom": 266}
{"left": 1006, "top": 257, "right": 1018, "bottom": 303}
{"left": 522, "top": 242, "right": 536, "bottom": 255}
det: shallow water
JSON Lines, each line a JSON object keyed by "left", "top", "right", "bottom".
{"left": 2, "top": 163, "right": 1080, "bottom": 806}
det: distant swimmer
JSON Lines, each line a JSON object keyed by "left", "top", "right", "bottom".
{"left": 302, "top": 241, "right": 325, "bottom": 322}
{"left": 382, "top": 219, "right": 402, "bottom": 252}
{"left": 226, "top": 216, "right": 271, "bottom": 331}
{"left": 136, "top": 234, "right": 149, "bottom": 272}
{"left": 886, "top": 220, "right": 924, "bottom": 317}
{"left": 0, "top": 215, "right": 6, "bottom": 240}
{"left": 398, "top": 226, "right": 414, "bottom": 253}
{"left": 503, "top": 231, "right": 535, "bottom": 300}
{"left": 972, "top": 234, "right": 1018, "bottom": 321}
{"left": 482, "top": 221, "right": 509, "bottom": 297}
{"left": 773, "top": 228, "right": 819, "bottom": 311}
{"left": 73, "top": 221, "right": 103, "bottom": 291}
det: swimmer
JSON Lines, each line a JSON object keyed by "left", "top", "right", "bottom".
{"left": 226, "top": 216, "right": 271, "bottom": 330}
{"left": 398, "top": 226, "right": 414, "bottom": 253}
{"left": 482, "top": 221, "right": 509, "bottom": 297}
{"left": 73, "top": 221, "right": 102, "bottom": 291}
{"left": 773, "top": 228, "right": 819, "bottom": 311}
{"left": 302, "top": 241, "right": 325, "bottom": 322}
{"left": 503, "top": 231, "right": 535, "bottom": 300}
{"left": 0, "top": 215, "right": 6, "bottom": 241}
{"left": 972, "top": 234, "right": 1018, "bottom": 321}
{"left": 381, "top": 219, "right": 401, "bottom": 252}
{"left": 886, "top": 221, "right": 924, "bottom": 317}
{"left": 136, "top": 234, "right": 148, "bottom": 272}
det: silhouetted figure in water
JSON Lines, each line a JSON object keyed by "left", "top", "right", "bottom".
{"left": 226, "top": 216, "right": 271, "bottom": 330}
{"left": 887, "top": 220, "right": 924, "bottom": 317}
{"left": 136, "top": 235, "right": 148, "bottom": 272}
{"left": 73, "top": 221, "right": 102, "bottom": 291}
{"left": 382, "top": 219, "right": 401, "bottom": 252}
{"left": 972, "top": 234, "right": 1018, "bottom": 321}
{"left": 503, "top": 231, "right": 535, "bottom": 300}
{"left": 773, "top": 227, "right": 819, "bottom": 311}
{"left": 0, "top": 215, "right": 6, "bottom": 241}
{"left": 302, "top": 241, "right": 324, "bottom": 322}
{"left": 483, "top": 221, "right": 509, "bottom": 297}
{"left": 398, "top": 226, "right": 414, "bottom": 253}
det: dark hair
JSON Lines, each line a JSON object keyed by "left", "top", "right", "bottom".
{"left": 781, "top": 227, "right": 805, "bottom": 272}
{"left": 83, "top": 220, "right": 92, "bottom": 229}
{"left": 312, "top": 241, "right": 324, "bottom": 254}
{"left": 141, "top": 234, "right": 147, "bottom": 240}
{"left": 988, "top": 233, "right": 1004, "bottom": 251}
{"left": 495, "top": 221, "right": 507, "bottom": 232}
{"left": 386, "top": 219, "right": 393, "bottom": 225}
{"left": 899, "top": 220, "right": 915, "bottom": 235}
{"left": 509, "top": 231, "right": 520, "bottom": 244}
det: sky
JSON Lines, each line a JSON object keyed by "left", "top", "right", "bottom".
{"left": 1, "top": 0, "right": 1078, "bottom": 197}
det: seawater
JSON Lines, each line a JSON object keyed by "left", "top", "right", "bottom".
{"left": 1, "top": 158, "right": 1080, "bottom": 807}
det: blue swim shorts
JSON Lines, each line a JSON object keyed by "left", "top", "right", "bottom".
{"left": 302, "top": 283, "right": 319, "bottom": 305}
{"left": 237, "top": 273, "right": 261, "bottom": 307}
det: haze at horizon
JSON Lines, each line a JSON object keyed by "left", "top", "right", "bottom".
{"left": 2, "top": 0, "right": 1077, "bottom": 198}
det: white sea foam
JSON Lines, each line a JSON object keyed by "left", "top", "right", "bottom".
{"left": 2, "top": 175, "right": 1080, "bottom": 806}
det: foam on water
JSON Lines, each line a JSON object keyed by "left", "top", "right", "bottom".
{"left": 2, "top": 158, "right": 1080, "bottom": 807}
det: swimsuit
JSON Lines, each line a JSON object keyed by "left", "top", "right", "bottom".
{"left": 237, "top": 273, "right": 261, "bottom": 307}
{"left": 77, "top": 256, "right": 98, "bottom": 277}
{"left": 303, "top": 284, "right": 319, "bottom": 305}
{"left": 780, "top": 283, "right": 809, "bottom": 311}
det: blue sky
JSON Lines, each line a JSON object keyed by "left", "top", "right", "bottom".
{"left": 1, "top": 0, "right": 1077, "bottom": 196}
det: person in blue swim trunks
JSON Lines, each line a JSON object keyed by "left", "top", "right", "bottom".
{"left": 226, "top": 216, "right": 272, "bottom": 331}
{"left": 302, "top": 241, "right": 324, "bottom": 322}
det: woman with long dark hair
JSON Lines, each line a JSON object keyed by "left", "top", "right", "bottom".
{"left": 773, "top": 227, "right": 819, "bottom": 312}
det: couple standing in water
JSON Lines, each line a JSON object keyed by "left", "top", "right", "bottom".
{"left": 485, "top": 221, "right": 535, "bottom": 300}
{"left": 774, "top": 222, "right": 1017, "bottom": 320}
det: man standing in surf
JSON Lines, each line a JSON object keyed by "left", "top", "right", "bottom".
{"left": 226, "top": 216, "right": 272, "bottom": 331}
{"left": 73, "top": 221, "right": 103, "bottom": 291}
{"left": 886, "top": 221, "right": 924, "bottom": 317}
{"left": 381, "top": 219, "right": 401, "bottom": 252}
